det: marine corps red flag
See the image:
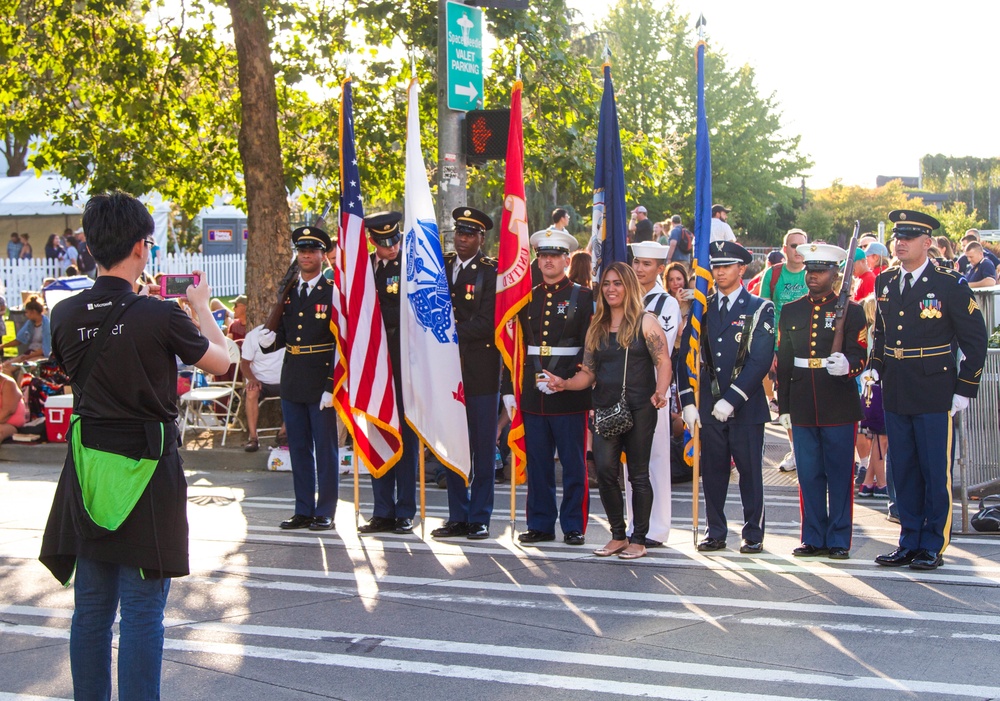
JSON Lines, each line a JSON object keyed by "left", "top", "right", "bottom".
{"left": 331, "top": 76, "right": 402, "bottom": 478}
{"left": 494, "top": 80, "right": 531, "bottom": 485}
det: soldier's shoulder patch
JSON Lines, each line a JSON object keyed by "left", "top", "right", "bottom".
{"left": 969, "top": 298, "right": 980, "bottom": 314}
{"left": 480, "top": 255, "right": 497, "bottom": 267}
{"left": 934, "top": 265, "right": 962, "bottom": 280}
{"left": 444, "top": 251, "right": 457, "bottom": 261}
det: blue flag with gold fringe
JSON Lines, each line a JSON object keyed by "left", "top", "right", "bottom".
{"left": 592, "top": 61, "right": 628, "bottom": 280}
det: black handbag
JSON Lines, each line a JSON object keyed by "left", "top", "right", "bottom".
{"left": 593, "top": 346, "right": 634, "bottom": 438}
{"left": 971, "top": 496, "right": 1000, "bottom": 533}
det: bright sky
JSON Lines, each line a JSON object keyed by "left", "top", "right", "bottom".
{"left": 569, "top": 0, "right": 1000, "bottom": 189}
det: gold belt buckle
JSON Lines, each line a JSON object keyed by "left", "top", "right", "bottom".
{"left": 890, "top": 347, "right": 903, "bottom": 360}
{"left": 289, "top": 345, "right": 301, "bottom": 355}
{"left": 540, "top": 346, "right": 551, "bottom": 357}
{"left": 808, "top": 358, "right": 824, "bottom": 369}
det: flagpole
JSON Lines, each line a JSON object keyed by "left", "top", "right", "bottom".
{"left": 419, "top": 439, "right": 426, "bottom": 540}
{"left": 353, "top": 448, "right": 360, "bottom": 530}
{"left": 692, "top": 14, "right": 709, "bottom": 548}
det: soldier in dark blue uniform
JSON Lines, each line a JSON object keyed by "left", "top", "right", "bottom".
{"left": 776, "top": 244, "right": 867, "bottom": 559}
{"left": 507, "top": 228, "right": 593, "bottom": 546}
{"left": 865, "top": 210, "right": 988, "bottom": 570}
{"left": 357, "top": 212, "right": 419, "bottom": 535}
{"left": 432, "top": 208, "right": 501, "bottom": 540}
{"left": 260, "top": 226, "right": 339, "bottom": 531}
{"left": 679, "top": 241, "right": 775, "bottom": 554}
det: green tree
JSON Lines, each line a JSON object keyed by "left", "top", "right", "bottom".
{"left": 936, "top": 201, "right": 986, "bottom": 242}
{"left": 807, "top": 179, "right": 935, "bottom": 244}
{"left": 793, "top": 204, "right": 834, "bottom": 242}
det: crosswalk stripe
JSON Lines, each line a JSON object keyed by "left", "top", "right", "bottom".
{"left": 4, "top": 614, "right": 999, "bottom": 698}
{"left": 0, "top": 693, "right": 71, "bottom": 701}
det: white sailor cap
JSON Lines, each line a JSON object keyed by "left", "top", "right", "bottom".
{"left": 629, "top": 241, "right": 669, "bottom": 260}
{"left": 529, "top": 228, "right": 578, "bottom": 253}
{"left": 799, "top": 243, "right": 848, "bottom": 271}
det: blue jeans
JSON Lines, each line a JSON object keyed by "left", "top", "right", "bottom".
{"left": 70, "top": 556, "right": 171, "bottom": 700}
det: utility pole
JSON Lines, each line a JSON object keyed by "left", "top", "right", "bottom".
{"left": 437, "top": 0, "right": 467, "bottom": 253}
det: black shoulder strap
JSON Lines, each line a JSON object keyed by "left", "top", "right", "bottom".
{"left": 650, "top": 292, "right": 668, "bottom": 317}
{"left": 72, "top": 295, "right": 143, "bottom": 396}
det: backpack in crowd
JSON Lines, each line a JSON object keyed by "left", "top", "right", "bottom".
{"left": 768, "top": 263, "right": 784, "bottom": 298}
{"left": 678, "top": 228, "right": 693, "bottom": 254}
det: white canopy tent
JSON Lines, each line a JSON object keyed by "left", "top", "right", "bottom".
{"left": 0, "top": 174, "right": 172, "bottom": 255}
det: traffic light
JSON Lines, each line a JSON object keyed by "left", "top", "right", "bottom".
{"left": 464, "top": 109, "right": 510, "bottom": 165}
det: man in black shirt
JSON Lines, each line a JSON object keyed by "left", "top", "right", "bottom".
{"left": 40, "top": 191, "right": 229, "bottom": 700}
{"left": 629, "top": 205, "right": 654, "bottom": 243}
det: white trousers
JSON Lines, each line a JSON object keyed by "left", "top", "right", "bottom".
{"left": 625, "top": 404, "right": 672, "bottom": 543}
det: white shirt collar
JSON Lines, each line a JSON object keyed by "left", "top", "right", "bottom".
{"left": 719, "top": 286, "right": 741, "bottom": 311}
{"left": 298, "top": 274, "right": 321, "bottom": 293}
{"left": 900, "top": 258, "right": 930, "bottom": 290}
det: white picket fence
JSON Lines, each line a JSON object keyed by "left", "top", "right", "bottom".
{"left": 0, "top": 253, "right": 247, "bottom": 300}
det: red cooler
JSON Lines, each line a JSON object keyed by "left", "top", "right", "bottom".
{"left": 45, "top": 395, "right": 74, "bottom": 443}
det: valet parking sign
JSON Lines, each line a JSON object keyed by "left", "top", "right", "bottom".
{"left": 445, "top": 1, "right": 484, "bottom": 112}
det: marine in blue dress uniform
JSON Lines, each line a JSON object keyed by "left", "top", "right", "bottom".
{"left": 261, "top": 226, "right": 340, "bottom": 531}
{"left": 776, "top": 244, "right": 866, "bottom": 559}
{"left": 357, "top": 211, "right": 420, "bottom": 535}
{"left": 508, "top": 228, "right": 593, "bottom": 546}
{"left": 865, "top": 210, "right": 988, "bottom": 570}
{"left": 431, "top": 207, "right": 501, "bottom": 540}
{"left": 679, "top": 241, "right": 775, "bottom": 554}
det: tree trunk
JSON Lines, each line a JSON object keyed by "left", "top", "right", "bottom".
{"left": 4, "top": 132, "right": 28, "bottom": 177}
{"left": 226, "top": 0, "right": 290, "bottom": 328}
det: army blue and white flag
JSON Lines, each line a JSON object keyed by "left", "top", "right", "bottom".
{"left": 400, "top": 77, "right": 471, "bottom": 480}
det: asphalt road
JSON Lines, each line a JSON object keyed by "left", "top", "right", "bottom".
{"left": 2, "top": 452, "right": 1000, "bottom": 701}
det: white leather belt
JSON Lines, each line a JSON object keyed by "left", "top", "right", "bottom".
{"left": 527, "top": 345, "right": 582, "bottom": 357}
{"left": 793, "top": 357, "right": 825, "bottom": 369}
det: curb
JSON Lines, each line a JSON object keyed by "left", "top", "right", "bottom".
{"left": 0, "top": 442, "right": 270, "bottom": 472}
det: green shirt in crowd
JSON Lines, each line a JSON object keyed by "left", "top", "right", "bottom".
{"left": 760, "top": 264, "right": 807, "bottom": 348}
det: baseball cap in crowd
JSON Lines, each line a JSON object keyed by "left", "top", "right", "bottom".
{"left": 232, "top": 294, "right": 247, "bottom": 307}
{"left": 767, "top": 250, "right": 785, "bottom": 265}
{"left": 632, "top": 206, "right": 647, "bottom": 214}
{"left": 711, "top": 204, "right": 731, "bottom": 216}
{"left": 863, "top": 241, "right": 889, "bottom": 259}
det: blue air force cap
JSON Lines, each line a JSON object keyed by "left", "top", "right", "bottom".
{"left": 709, "top": 240, "right": 753, "bottom": 267}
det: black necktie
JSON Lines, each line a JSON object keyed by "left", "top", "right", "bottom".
{"left": 902, "top": 272, "right": 912, "bottom": 300}
{"left": 720, "top": 296, "right": 729, "bottom": 316}
{"left": 300, "top": 281, "right": 309, "bottom": 298}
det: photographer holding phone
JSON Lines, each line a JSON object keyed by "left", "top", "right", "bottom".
{"left": 40, "top": 191, "right": 230, "bottom": 700}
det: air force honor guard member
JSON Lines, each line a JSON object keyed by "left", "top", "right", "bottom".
{"left": 679, "top": 241, "right": 775, "bottom": 554}
{"left": 510, "top": 228, "right": 593, "bottom": 546}
{"left": 432, "top": 208, "right": 501, "bottom": 540}
{"left": 357, "top": 212, "right": 418, "bottom": 535}
{"left": 864, "top": 210, "right": 988, "bottom": 570}
{"left": 626, "top": 241, "right": 680, "bottom": 547}
{"left": 777, "top": 244, "right": 867, "bottom": 560}
{"left": 260, "top": 226, "right": 340, "bottom": 531}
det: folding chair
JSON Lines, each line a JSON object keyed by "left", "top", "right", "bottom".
{"left": 178, "top": 337, "right": 245, "bottom": 446}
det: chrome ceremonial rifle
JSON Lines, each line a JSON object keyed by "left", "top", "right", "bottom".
{"left": 831, "top": 219, "right": 861, "bottom": 354}
{"left": 264, "top": 204, "right": 333, "bottom": 332}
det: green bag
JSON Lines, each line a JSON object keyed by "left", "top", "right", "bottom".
{"left": 70, "top": 412, "right": 163, "bottom": 532}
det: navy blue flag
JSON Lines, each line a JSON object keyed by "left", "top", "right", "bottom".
{"left": 685, "top": 40, "right": 714, "bottom": 402}
{"left": 591, "top": 61, "right": 628, "bottom": 280}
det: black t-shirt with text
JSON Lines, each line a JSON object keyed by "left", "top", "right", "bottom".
{"left": 51, "top": 276, "right": 209, "bottom": 422}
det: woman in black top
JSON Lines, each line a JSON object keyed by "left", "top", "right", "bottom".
{"left": 545, "top": 262, "right": 671, "bottom": 560}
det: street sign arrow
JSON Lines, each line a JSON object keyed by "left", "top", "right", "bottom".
{"left": 454, "top": 82, "right": 479, "bottom": 101}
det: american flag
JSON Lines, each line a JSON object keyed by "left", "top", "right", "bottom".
{"left": 331, "top": 77, "right": 402, "bottom": 478}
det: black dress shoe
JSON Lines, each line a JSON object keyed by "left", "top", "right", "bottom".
{"left": 309, "top": 516, "right": 334, "bottom": 530}
{"left": 697, "top": 537, "right": 727, "bottom": 552}
{"left": 643, "top": 539, "right": 664, "bottom": 548}
{"left": 393, "top": 518, "right": 414, "bottom": 534}
{"left": 280, "top": 514, "right": 314, "bottom": 530}
{"left": 518, "top": 529, "right": 556, "bottom": 543}
{"left": 431, "top": 521, "right": 468, "bottom": 538}
{"left": 792, "top": 544, "right": 828, "bottom": 557}
{"left": 828, "top": 547, "right": 850, "bottom": 560}
{"left": 563, "top": 531, "right": 585, "bottom": 546}
{"left": 740, "top": 540, "right": 763, "bottom": 554}
{"left": 909, "top": 550, "right": 943, "bottom": 570}
{"left": 874, "top": 547, "right": 917, "bottom": 567}
{"left": 466, "top": 522, "right": 489, "bottom": 540}
{"left": 358, "top": 517, "right": 396, "bottom": 534}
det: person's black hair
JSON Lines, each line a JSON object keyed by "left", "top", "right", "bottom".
{"left": 552, "top": 208, "right": 568, "bottom": 225}
{"left": 24, "top": 296, "right": 44, "bottom": 314}
{"left": 81, "top": 191, "right": 154, "bottom": 269}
